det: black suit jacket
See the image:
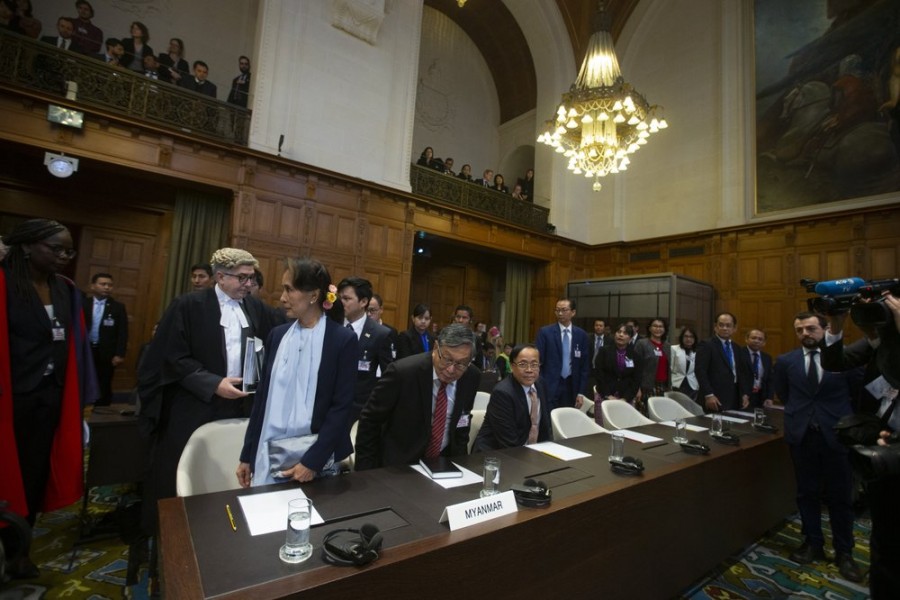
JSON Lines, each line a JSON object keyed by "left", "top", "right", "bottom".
{"left": 40, "top": 36, "right": 88, "bottom": 54}
{"left": 227, "top": 72, "right": 251, "bottom": 107}
{"left": 397, "top": 327, "right": 433, "bottom": 359}
{"left": 741, "top": 347, "right": 773, "bottom": 406}
{"left": 354, "top": 352, "right": 479, "bottom": 470}
{"left": 351, "top": 317, "right": 394, "bottom": 415}
{"left": 83, "top": 295, "right": 128, "bottom": 359}
{"left": 695, "top": 336, "right": 752, "bottom": 411}
{"left": 179, "top": 77, "right": 217, "bottom": 98}
{"left": 474, "top": 376, "right": 551, "bottom": 451}
{"left": 594, "top": 344, "right": 642, "bottom": 401}
{"left": 121, "top": 38, "right": 154, "bottom": 70}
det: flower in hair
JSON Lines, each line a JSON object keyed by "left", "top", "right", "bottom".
{"left": 323, "top": 284, "right": 338, "bottom": 310}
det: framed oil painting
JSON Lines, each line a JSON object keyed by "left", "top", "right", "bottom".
{"left": 754, "top": 0, "right": 900, "bottom": 214}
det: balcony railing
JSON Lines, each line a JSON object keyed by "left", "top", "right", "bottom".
{"left": 0, "top": 29, "right": 250, "bottom": 145}
{"left": 410, "top": 164, "right": 550, "bottom": 233}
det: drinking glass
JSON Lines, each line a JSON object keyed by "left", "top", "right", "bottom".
{"left": 754, "top": 408, "right": 766, "bottom": 426}
{"left": 279, "top": 498, "right": 313, "bottom": 563}
{"left": 480, "top": 457, "right": 501, "bottom": 497}
{"left": 609, "top": 432, "right": 625, "bottom": 461}
{"left": 673, "top": 418, "right": 688, "bottom": 444}
{"left": 711, "top": 414, "right": 723, "bottom": 436}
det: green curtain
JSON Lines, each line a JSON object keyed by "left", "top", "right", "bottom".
{"left": 503, "top": 259, "right": 534, "bottom": 346}
{"left": 159, "top": 189, "right": 229, "bottom": 312}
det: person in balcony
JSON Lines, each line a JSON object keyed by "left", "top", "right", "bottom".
{"left": 179, "top": 60, "right": 217, "bottom": 99}
{"left": 416, "top": 146, "right": 434, "bottom": 167}
{"left": 39, "top": 17, "right": 84, "bottom": 52}
{"left": 121, "top": 21, "right": 153, "bottom": 73}
{"left": 491, "top": 173, "right": 509, "bottom": 194}
{"left": 158, "top": 37, "right": 188, "bottom": 85}
{"left": 72, "top": 0, "right": 101, "bottom": 54}
{"left": 518, "top": 168, "right": 534, "bottom": 201}
{"left": 474, "top": 168, "right": 493, "bottom": 187}
{"left": 511, "top": 183, "right": 526, "bottom": 200}
{"left": 457, "top": 163, "right": 473, "bottom": 182}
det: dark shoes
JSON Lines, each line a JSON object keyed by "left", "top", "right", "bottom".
{"left": 835, "top": 552, "right": 864, "bottom": 583}
{"left": 789, "top": 542, "right": 827, "bottom": 564}
{"left": 6, "top": 555, "right": 40, "bottom": 579}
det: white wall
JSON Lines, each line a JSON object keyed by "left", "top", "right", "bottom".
{"left": 413, "top": 7, "right": 499, "bottom": 181}
{"left": 34, "top": 0, "right": 258, "bottom": 100}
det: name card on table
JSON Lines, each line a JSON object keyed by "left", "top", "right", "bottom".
{"left": 439, "top": 490, "right": 517, "bottom": 531}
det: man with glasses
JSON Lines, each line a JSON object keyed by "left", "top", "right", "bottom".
{"left": 536, "top": 298, "right": 589, "bottom": 410}
{"left": 695, "top": 311, "right": 752, "bottom": 412}
{"left": 355, "top": 323, "right": 479, "bottom": 470}
{"left": 474, "top": 344, "right": 551, "bottom": 451}
{"left": 138, "top": 247, "right": 284, "bottom": 535}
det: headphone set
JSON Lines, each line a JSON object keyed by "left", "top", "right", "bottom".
{"left": 710, "top": 431, "right": 741, "bottom": 445}
{"left": 510, "top": 479, "right": 552, "bottom": 508}
{"left": 679, "top": 440, "right": 711, "bottom": 455}
{"left": 752, "top": 422, "right": 779, "bottom": 434}
{"left": 322, "top": 523, "right": 383, "bottom": 567}
{"left": 609, "top": 456, "right": 644, "bottom": 475}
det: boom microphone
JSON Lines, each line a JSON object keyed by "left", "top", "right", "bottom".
{"left": 813, "top": 278, "right": 867, "bottom": 295}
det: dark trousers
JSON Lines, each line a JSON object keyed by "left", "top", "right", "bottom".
{"left": 549, "top": 376, "right": 574, "bottom": 410}
{"left": 12, "top": 377, "right": 63, "bottom": 524}
{"left": 866, "top": 474, "right": 900, "bottom": 599}
{"left": 91, "top": 346, "right": 115, "bottom": 406}
{"left": 788, "top": 428, "right": 855, "bottom": 553}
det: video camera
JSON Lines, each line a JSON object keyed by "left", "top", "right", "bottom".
{"left": 835, "top": 414, "right": 900, "bottom": 479}
{"left": 801, "top": 277, "right": 900, "bottom": 327}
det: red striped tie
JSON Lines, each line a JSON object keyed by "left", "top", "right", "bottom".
{"left": 426, "top": 382, "right": 448, "bottom": 458}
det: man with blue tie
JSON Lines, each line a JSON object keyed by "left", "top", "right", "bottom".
{"left": 743, "top": 328, "right": 773, "bottom": 408}
{"left": 695, "top": 311, "right": 752, "bottom": 412}
{"left": 772, "top": 311, "right": 863, "bottom": 582}
{"left": 84, "top": 273, "right": 128, "bottom": 406}
{"left": 536, "top": 298, "right": 588, "bottom": 410}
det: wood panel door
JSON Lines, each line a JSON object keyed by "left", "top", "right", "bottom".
{"left": 77, "top": 227, "right": 157, "bottom": 394}
{"left": 410, "top": 264, "right": 466, "bottom": 333}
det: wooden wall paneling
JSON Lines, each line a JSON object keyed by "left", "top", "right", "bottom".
{"left": 868, "top": 244, "right": 898, "bottom": 277}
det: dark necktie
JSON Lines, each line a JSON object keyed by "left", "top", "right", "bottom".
{"left": 751, "top": 352, "right": 760, "bottom": 379}
{"left": 724, "top": 340, "right": 735, "bottom": 375}
{"left": 59, "top": 38, "right": 65, "bottom": 49}
{"left": 426, "top": 383, "right": 448, "bottom": 458}
{"left": 807, "top": 350, "right": 819, "bottom": 392}
{"left": 527, "top": 388, "right": 540, "bottom": 444}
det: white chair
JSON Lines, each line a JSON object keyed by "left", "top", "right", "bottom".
{"left": 468, "top": 409, "right": 486, "bottom": 453}
{"left": 665, "top": 390, "right": 705, "bottom": 416}
{"left": 345, "top": 420, "right": 359, "bottom": 471}
{"left": 579, "top": 396, "right": 595, "bottom": 417}
{"left": 600, "top": 399, "right": 655, "bottom": 430}
{"left": 647, "top": 396, "right": 696, "bottom": 422}
{"left": 176, "top": 418, "right": 249, "bottom": 496}
{"left": 473, "top": 391, "right": 491, "bottom": 411}
{"left": 550, "top": 407, "right": 608, "bottom": 440}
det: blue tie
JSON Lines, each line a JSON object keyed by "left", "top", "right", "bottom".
{"left": 90, "top": 300, "right": 103, "bottom": 343}
{"left": 421, "top": 333, "right": 429, "bottom": 352}
{"left": 723, "top": 340, "right": 734, "bottom": 372}
{"left": 561, "top": 328, "right": 571, "bottom": 378}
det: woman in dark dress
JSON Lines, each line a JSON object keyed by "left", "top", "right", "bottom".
{"left": 157, "top": 37, "right": 188, "bottom": 84}
{"left": 121, "top": 21, "right": 154, "bottom": 72}
{"left": 0, "top": 219, "right": 96, "bottom": 578}
{"left": 396, "top": 303, "right": 433, "bottom": 359}
{"left": 594, "top": 323, "right": 642, "bottom": 424}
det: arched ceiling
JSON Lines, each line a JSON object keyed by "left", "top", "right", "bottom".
{"left": 424, "top": 0, "right": 639, "bottom": 124}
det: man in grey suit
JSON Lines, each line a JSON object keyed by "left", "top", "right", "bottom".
{"left": 355, "top": 324, "right": 479, "bottom": 470}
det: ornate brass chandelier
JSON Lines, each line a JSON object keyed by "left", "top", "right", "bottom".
{"left": 537, "top": 1, "right": 667, "bottom": 192}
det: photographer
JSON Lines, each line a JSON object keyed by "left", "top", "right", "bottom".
{"left": 821, "top": 292, "right": 900, "bottom": 599}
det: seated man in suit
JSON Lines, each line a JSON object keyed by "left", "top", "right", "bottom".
{"left": 474, "top": 344, "right": 551, "bottom": 451}
{"left": 355, "top": 323, "right": 479, "bottom": 470}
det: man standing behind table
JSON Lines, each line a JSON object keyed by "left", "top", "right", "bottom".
{"left": 771, "top": 311, "right": 863, "bottom": 582}
{"left": 743, "top": 328, "right": 774, "bottom": 408}
{"left": 138, "top": 248, "right": 284, "bottom": 533}
{"left": 355, "top": 324, "right": 479, "bottom": 470}
{"left": 337, "top": 276, "right": 394, "bottom": 422}
{"left": 536, "top": 298, "right": 589, "bottom": 410}
{"left": 695, "top": 311, "right": 752, "bottom": 412}
{"left": 83, "top": 272, "right": 127, "bottom": 406}
{"left": 474, "top": 344, "right": 551, "bottom": 451}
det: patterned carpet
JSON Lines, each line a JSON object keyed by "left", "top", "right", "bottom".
{"left": 1, "top": 491, "right": 872, "bottom": 599}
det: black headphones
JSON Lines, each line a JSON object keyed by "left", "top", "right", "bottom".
{"left": 710, "top": 431, "right": 741, "bottom": 445}
{"left": 511, "top": 479, "right": 552, "bottom": 508}
{"left": 609, "top": 456, "right": 644, "bottom": 475}
{"left": 322, "top": 523, "right": 383, "bottom": 567}
{"left": 679, "top": 439, "right": 711, "bottom": 455}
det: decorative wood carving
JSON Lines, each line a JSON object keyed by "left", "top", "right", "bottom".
{"left": 331, "top": 0, "right": 386, "bottom": 45}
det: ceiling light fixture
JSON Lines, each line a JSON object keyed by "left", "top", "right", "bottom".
{"left": 537, "top": 1, "right": 667, "bottom": 192}
{"left": 44, "top": 152, "right": 79, "bottom": 178}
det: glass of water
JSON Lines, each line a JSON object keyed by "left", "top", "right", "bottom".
{"left": 754, "top": 407, "right": 766, "bottom": 426}
{"left": 480, "top": 457, "right": 500, "bottom": 497}
{"left": 609, "top": 432, "right": 625, "bottom": 461}
{"left": 280, "top": 498, "right": 313, "bottom": 564}
{"left": 711, "top": 414, "right": 723, "bottom": 435}
{"left": 673, "top": 418, "right": 688, "bottom": 444}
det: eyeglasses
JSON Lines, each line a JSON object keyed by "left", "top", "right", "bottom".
{"left": 435, "top": 342, "right": 472, "bottom": 371}
{"left": 221, "top": 272, "right": 255, "bottom": 285}
{"left": 554, "top": 308, "right": 572, "bottom": 314}
{"left": 512, "top": 361, "right": 541, "bottom": 371}
{"left": 366, "top": 306, "right": 381, "bottom": 314}
{"left": 39, "top": 243, "right": 77, "bottom": 259}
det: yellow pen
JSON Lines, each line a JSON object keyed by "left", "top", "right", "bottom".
{"left": 226, "top": 504, "right": 237, "bottom": 531}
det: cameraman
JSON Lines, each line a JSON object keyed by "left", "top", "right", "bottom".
{"left": 821, "top": 292, "right": 900, "bottom": 599}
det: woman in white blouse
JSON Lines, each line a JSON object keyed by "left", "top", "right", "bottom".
{"left": 670, "top": 326, "right": 699, "bottom": 400}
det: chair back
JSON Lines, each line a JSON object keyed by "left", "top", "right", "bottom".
{"left": 551, "top": 407, "right": 607, "bottom": 440}
{"left": 468, "top": 409, "right": 486, "bottom": 453}
{"left": 647, "top": 396, "right": 695, "bottom": 422}
{"left": 473, "top": 391, "right": 491, "bottom": 411}
{"left": 600, "top": 399, "right": 655, "bottom": 430}
{"left": 665, "top": 390, "right": 705, "bottom": 416}
{"left": 579, "top": 396, "right": 595, "bottom": 416}
{"left": 176, "top": 418, "right": 249, "bottom": 496}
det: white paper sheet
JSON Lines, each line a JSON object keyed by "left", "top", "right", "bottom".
{"left": 726, "top": 410, "right": 756, "bottom": 419}
{"left": 411, "top": 462, "right": 482, "bottom": 489}
{"left": 705, "top": 414, "right": 749, "bottom": 424}
{"left": 611, "top": 430, "right": 663, "bottom": 443}
{"left": 526, "top": 441, "right": 592, "bottom": 461}
{"left": 237, "top": 488, "right": 325, "bottom": 536}
{"left": 659, "top": 420, "right": 708, "bottom": 432}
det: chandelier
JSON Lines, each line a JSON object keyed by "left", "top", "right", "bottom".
{"left": 537, "top": 1, "right": 667, "bottom": 192}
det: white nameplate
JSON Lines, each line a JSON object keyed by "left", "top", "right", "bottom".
{"left": 439, "top": 490, "right": 517, "bottom": 531}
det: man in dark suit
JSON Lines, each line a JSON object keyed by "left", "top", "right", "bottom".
{"left": 355, "top": 324, "right": 479, "bottom": 470}
{"left": 587, "top": 318, "right": 610, "bottom": 396}
{"left": 474, "top": 344, "right": 551, "bottom": 451}
{"left": 138, "top": 248, "right": 284, "bottom": 533}
{"left": 226, "top": 55, "right": 251, "bottom": 107}
{"left": 179, "top": 60, "right": 217, "bottom": 98}
{"left": 40, "top": 17, "right": 87, "bottom": 53}
{"left": 367, "top": 293, "right": 398, "bottom": 355}
{"left": 338, "top": 277, "right": 394, "bottom": 422}
{"left": 83, "top": 272, "right": 128, "bottom": 406}
{"left": 474, "top": 169, "right": 494, "bottom": 187}
{"left": 772, "top": 311, "right": 862, "bottom": 582}
{"left": 535, "top": 298, "right": 589, "bottom": 410}
{"left": 695, "top": 311, "right": 752, "bottom": 412}
{"left": 743, "top": 328, "right": 773, "bottom": 408}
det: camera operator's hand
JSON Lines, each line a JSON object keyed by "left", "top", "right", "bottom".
{"left": 826, "top": 311, "right": 846, "bottom": 335}
{"left": 885, "top": 292, "right": 900, "bottom": 333}
{"left": 877, "top": 430, "right": 894, "bottom": 447}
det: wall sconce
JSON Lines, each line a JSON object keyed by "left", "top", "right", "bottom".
{"left": 44, "top": 152, "right": 79, "bottom": 178}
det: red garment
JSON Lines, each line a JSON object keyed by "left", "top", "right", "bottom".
{"left": 0, "top": 270, "right": 86, "bottom": 518}
{"left": 652, "top": 340, "right": 668, "bottom": 383}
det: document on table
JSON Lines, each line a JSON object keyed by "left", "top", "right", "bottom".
{"left": 237, "top": 488, "right": 325, "bottom": 536}
{"left": 726, "top": 410, "right": 756, "bottom": 419}
{"left": 659, "top": 420, "right": 708, "bottom": 432}
{"left": 527, "top": 441, "right": 591, "bottom": 461}
{"left": 611, "top": 430, "right": 663, "bottom": 444}
{"left": 705, "top": 414, "right": 749, "bottom": 424}
{"left": 411, "top": 462, "right": 482, "bottom": 489}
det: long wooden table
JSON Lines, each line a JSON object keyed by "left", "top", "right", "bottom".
{"left": 159, "top": 411, "right": 795, "bottom": 599}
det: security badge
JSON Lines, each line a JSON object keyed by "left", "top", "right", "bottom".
{"left": 103, "top": 316, "right": 115, "bottom": 327}
{"left": 51, "top": 318, "right": 65, "bottom": 341}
